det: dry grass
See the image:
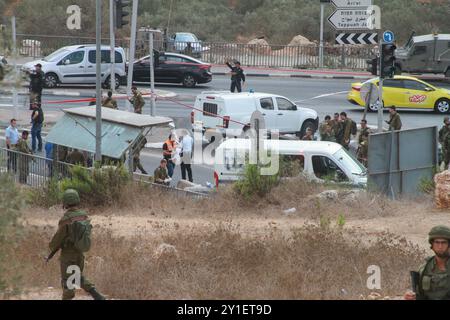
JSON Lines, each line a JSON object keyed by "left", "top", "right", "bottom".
{"left": 3, "top": 222, "right": 426, "bottom": 300}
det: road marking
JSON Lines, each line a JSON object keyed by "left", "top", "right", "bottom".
{"left": 295, "top": 91, "right": 348, "bottom": 103}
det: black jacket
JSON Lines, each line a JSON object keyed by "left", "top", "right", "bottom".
{"left": 29, "top": 70, "right": 45, "bottom": 93}
{"left": 226, "top": 62, "right": 246, "bottom": 82}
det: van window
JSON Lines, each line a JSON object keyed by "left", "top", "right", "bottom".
{"left": 280, "top": 155, "right": 304, "bottom": 177}
{"left": 276, "top": 98, "right": 297, "bottom": 111}
{"left": 203, "top": 103, "right": 218, "bottom": 117}
{"left": 59, "top": 51, "right": 85, "bottom": 65}
{"left": 412, "top": 46, "right": 427, "bottom": 56}
{"left": 312, "top": 155, "right": 349, "bottom": 182}
{"left": 88, "top": 50, "right": 123, "bottom": 64}
{"left": 260, "top": 98, "right": 274, "bottom": 110}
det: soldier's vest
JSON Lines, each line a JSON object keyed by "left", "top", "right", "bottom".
{"left": 418, "top": 256, "right": 450, "bottom": 300}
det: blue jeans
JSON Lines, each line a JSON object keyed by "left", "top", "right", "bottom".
{"left": 167, "top": 160, "right": 175, "bottom": 178}
{"left": 31, "top": 123, "right": 42, "bottom": 152}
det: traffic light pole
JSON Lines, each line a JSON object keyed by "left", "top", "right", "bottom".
{"left": 149, "top": 32, "right": 156, "bottom": 116}
{"left": 126, "top": 0, "right": 138, "bottom": 112}
{"left": 110, "top": 0, "right": 116, "bottom": 93}
{"left": 95, "top": 0, "right": 102, "bottom": 162}
{"left": 377, "top": 39, "right": 384, "bottom": 134}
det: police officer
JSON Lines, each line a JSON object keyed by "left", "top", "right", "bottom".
{"left": 225, "top": 59, "right": 246, "bottom": 93}
{"left": 48, "top": 189, "right": 105, "bottom": 300}
{"left": 404, "top": 225, "right": 450, "bottom": 300}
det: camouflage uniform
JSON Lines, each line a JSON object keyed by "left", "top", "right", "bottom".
{"left": 341, "top": 118, "right": 353, "bottom": 149}
{"left": 439, "top": 123, "right": 449, "bottom": 167}
{"left": 154, "top": 166, "right": 169, "bottom": 185}
{"left": 444, "top": 130, "right": 450, "bottom": 168}
{"left": 133, "top": 138, "right": 148, "bottom": 174}
{"left": 48, "top": 190, "right": 105, "bottom": 300}
{"left": 357, "top": 139, "right": 369, "bottom": 167}
{"left": 319, "top": 121, "right": 329, "bottom": 141}
{"left": 129, "top": 92, "right": 145, "bottom": 114}
{"left": 102, "top": 97, "right": 118, "bottom": 109}
{"left": 415, "top": 226, "right": 450, "bottom": 300}
{"left": 388, "top": 113, "right": 402, "bottom": 131}
{"left": 15, "top": 138, "right": 32, "bottom": 184}
{"left": 329, "top": 120, "right": 343, "bottom": 145}
{"left": 358, "top": 127, "right": 371, "bottom": 145}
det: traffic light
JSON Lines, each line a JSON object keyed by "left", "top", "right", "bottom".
{"left": 380, "top": 43, "right": 396, "bottom": 79}
{"left": 366, "top": 57, "right": 378, "bottom": 76}
{"left": 115, "top": 0, "right": 131, "bottom": 29}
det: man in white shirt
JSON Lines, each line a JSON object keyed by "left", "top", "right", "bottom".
{"left": 180, "top": 133, "right": 194, "bottom": 182}
{"left": 5, "top": 118, "right": 19, "bottom": 172}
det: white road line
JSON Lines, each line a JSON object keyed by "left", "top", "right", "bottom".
{"left": 295, "top": 91, "right": 348, "bottom": 103}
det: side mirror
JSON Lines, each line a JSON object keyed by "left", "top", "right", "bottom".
{"left": 425, "top": 87, "right": 434, "bottom": 92}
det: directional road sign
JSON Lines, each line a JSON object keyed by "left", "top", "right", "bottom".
{"left": 331, "top": 0, "right": 372, "bottom": 8}
{"left": 335, "top": 33, "right": 378, "bottom": 45}
{"left": 328, "top": 8, "right": 376, "bottom": 30}
{"left": 383, "top": 30, "right": 395, "bottom": 43}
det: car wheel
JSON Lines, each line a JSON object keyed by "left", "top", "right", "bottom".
{"left": 44, "top": 73, "right": 59, "bottom": 88}
{"left": 297, "top": 120, "right": 316, "bottom": 139}
{"left": 368, "top": 100, "right": 382, "bottom": 112}
{"left": 435, "top": 98, "right": 450, "bottom": 114}
{"left": 104, "top": 75, "right": 120, "bottom": 90}
{"left": 182, "top": 74, "right": 196, "bottom": 88}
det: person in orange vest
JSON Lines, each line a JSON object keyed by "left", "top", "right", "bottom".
{"left": 162, "top": 134, "right": 178, "bottom": 178}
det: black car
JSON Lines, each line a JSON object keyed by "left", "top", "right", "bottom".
{"left": 129, "top": 52, "right": 212, "bottom": 88}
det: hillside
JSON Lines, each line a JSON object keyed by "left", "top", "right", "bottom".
{"left": 0, "top": 0, "right": 449, "bottom": 45}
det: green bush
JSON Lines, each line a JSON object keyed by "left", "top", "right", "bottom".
{"left": 234, "top": 163, "right": 279, "bottom": 200}
{"left": 0, "top": 173, "right": 24, "bottom": 296}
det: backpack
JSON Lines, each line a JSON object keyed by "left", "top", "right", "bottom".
{"left": 67, "top": 217, "right": 92, "bottom": 253}
{"left": 351, "top": 120, "right": 357, "bottom": 136}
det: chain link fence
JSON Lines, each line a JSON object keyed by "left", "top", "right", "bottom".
{"left": 15, "top": 34, "right": 375, "bottom": 70}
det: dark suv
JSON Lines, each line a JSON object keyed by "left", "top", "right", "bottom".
{"left": 129, "top": 52, "right": 212, "bottom": 88}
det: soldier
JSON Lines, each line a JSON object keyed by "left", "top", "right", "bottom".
{"left": 301, "top": 127, "right": 314, "bottom": 141}
{"left": 47, "top": 189, "right": 105, "bottom": 300}
{"left": 386, "top": 106, "right": 402, "bottom": 131}
{"left": 443, "top": 123, "right": 450, "bottom": 170}
{"left": 66, "top": 149, "right": 86, "bottom": 166}
{"left": 439, "top": 117, "right": 450, "bottom": 167}
{"left": 128, "top": 86, "right": 145, "bottom": 114}
{"left": 357, "top": 131, "right": 369, "bottom": 167}
{"left": 16, "top": 130, "right": 32, "bottom": 184}
{"left": 322, "top": 124, "right": 336, "bottom": 142}
{"left": 102, "top": 91, "right": 118, "bottom": 110}
{"left": 319, "top": 115, "right": 331, "bottom": 141}
{"left": 28, "top": 63, "right": 44, "bottom": 109}
{"left": 359, "top": 119, "right": 371, "bottom": 145}
{"left": 404, "top": 226, "right": 450, "bottom": 300}
{"left": 154, "top": 159, "right": 171, "bottom": 185}
{"left": 329, "top": 113, "right": 343, "bottom": 145}
{"left": 133, "top": 137, "right": 148, "bottom": 175}
{"left": 340, "top": 112, "right": 353, "bottom": 150}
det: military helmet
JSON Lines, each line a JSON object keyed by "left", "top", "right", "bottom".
{"left": 63, "top": 189, "right": 80, "bottom": 206}
{"left": 428, "top": 225, "right": 450, "bottom": 244}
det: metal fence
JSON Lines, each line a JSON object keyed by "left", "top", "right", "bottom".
{"left": 15, "top": 34, "right": 375, "bottom": 70}
{"left": 0, "top": 147, "right": 210, "bottom": 200}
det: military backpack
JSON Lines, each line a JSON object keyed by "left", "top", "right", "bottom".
{"left": 66, "top": 215, "right": 92, "bottom": 253}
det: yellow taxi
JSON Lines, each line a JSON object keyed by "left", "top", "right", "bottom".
{"left": 347, "top": 76, "right": 450, "bottom": 114}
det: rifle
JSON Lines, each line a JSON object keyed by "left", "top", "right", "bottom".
{"left": 410, "top": 271, "right": 420, "bottom": 294}
{"left": 45, "top": 248, "right": 60, "bottom": 263}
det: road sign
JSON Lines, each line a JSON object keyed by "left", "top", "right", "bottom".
{"left": 383, "top": 30, "right": 395, "bottom": 43}
{"left": 336, "top": 33, "right": 378, "bottom": 45}
{"left": 328, "top": 8, "right": 376, "bottom": 30}
{"left": 331, "top": 0, "right": 372, "bottom": 7}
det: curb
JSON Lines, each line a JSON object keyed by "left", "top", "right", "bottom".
{"left": 213, "top": 72, "right": 370, "bottom": 80}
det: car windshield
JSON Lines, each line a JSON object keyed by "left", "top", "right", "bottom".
{"left": 43, "top": 48, "right": 70, "bottom": 62}
{"left": 177, "top": 34, "right": 197, "bottom": 42}
{"left": 333, "top": 148, "right": 366, "bottom": 176}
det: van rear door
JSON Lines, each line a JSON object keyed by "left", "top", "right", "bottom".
{"left": 200, "top": 97, "right": 223, "bottom": 129}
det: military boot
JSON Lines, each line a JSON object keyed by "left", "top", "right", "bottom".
{"left": 88, "top": 288, "right": 106, "bottom": 300}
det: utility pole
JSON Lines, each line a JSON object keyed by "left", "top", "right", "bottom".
{"left": 95, "top": 0, "right": 102, "bottom": 162}
{"left": 11, "top": 16, "right": 17, "bottom": 119}
{"left": 126, "top": 0, "right": 139, "bottom": 112}
{"left": 109, "top": 0, "right": 116, "bottom": 92}
{"left": 149, "top": 31, "right": 156, "bottom": 116}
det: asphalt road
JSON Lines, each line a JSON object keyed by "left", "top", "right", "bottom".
{"left": 1, "top": 75, "right": 450, "bottom": 185}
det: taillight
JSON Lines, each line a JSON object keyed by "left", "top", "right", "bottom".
{"left": 223, "top": 116, "right": 230, "bottom": 129}
{"left": 214, "top": 171, "right": 219, "bottom": 188}
{"left": 352, "top": 86, "right": 361, "bottom": 92}
{"left": 191, "top": 111, "right": 195, "bottom": 124}
{"left": 199, "top": 64, "right": 210, "bottom": 70}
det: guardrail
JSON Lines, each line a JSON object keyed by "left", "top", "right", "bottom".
{"left": 15, "top": 34, "right": 375, "bottom": 70}
{"left": 0, "top": 147, "right": 210, "bottom": 200}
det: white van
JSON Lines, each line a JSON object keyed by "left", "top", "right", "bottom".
{"left": 21, "top": 45, "right": 126, "bottom": 89}
{"left": 192, "top": 91, "right": 319, "bottom": 138}
{"left": 213, "top": 139, "right": 367, "bottom": 187}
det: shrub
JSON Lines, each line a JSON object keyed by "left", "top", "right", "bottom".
{"left": 233, "top": 163, "right": 279, "bottom": 200}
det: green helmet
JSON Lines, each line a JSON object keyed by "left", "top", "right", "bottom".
{"left": 63, "top": 189, "right": 80, "bottom": 206}
{"left": 428, "top": 225, "right": 450, "bottom": 244}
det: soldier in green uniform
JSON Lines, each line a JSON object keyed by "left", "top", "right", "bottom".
{"left": 66, "top": 149, "right": 86, "bottom": 166}
{"left": 102, "top": 91, "right": 118, "bottom": 109}
{"left": 404, "top": 226, "right": 450, "bottom": 300}
{"left": 47, "top": 189, "right": 105, "bottom": 300}
{"left": 15, "top": 130, "right": 33, "bottom": 184}
{"left": 329, "top": 113, "right": 343, "bottom": 144}
{"left": 133, "top": 137, "right": 148, "bottom": 174}
{"left": 154, "top": 159, "right": 171, "bottom": 185}
{"left": 439, "top": 117, "right": 450, "bottom": 167}
{"left": 358, "top": 119, "right": 371, "bottom": 145}
{"left": 128, "top": 86, "right": 145, "bottom": 114}
{"left": 443, "top": 125, "right": 450, "bottom": 170}
{"left": 357, "top": 131, "right": 369, "bottom": 167}
{"left": 386, "top": 106, "right": 402, "bottom": 131}
{"left": 321, "top": 124, "right": 336, "bottom": 142}
{"left": 340, "top": 112, "right": 353, "bottom": 150}
{"left": 319, "top": 115, "right": 331, "bottom": 141}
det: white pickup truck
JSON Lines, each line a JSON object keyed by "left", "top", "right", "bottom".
{"left": 191, "top": 91, "right": 319, "bottom": 138}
